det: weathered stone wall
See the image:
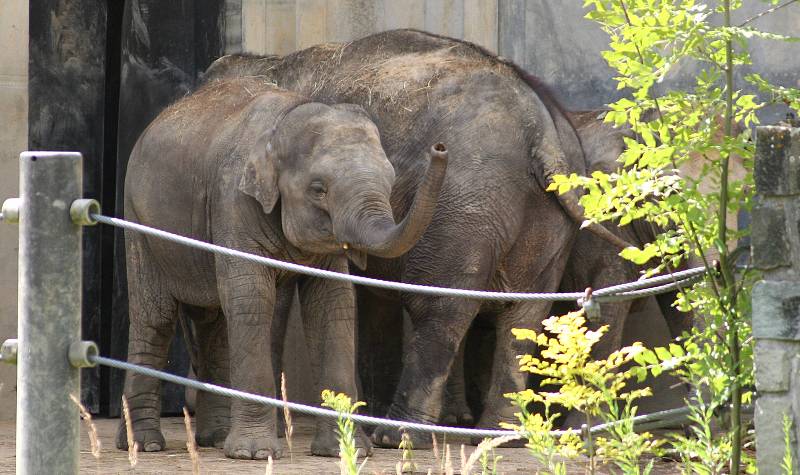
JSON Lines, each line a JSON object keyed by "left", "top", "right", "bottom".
{"left": 752, "top": 126, "right": 800, "bottom": 474}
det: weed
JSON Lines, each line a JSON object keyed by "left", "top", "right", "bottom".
{"left": 121, "top": 395, "right": 138, "bottom": 468}
{"left": 183, "top": 407, "right": 200, "bottom": 475}
{"left": 321, "top": 389, "right": 369, "bottom": 475}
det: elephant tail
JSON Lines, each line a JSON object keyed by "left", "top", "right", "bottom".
{"left": 522, "top": 74, "right": 634, "bottom": 250}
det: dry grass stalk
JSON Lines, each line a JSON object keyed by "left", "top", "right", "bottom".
{"left": 460, "top": 444, "right": 467, "bottom": 475}
{"left": 183, "top": 407, "right": 201, "bottom": 475}
{"left": 121, "top": 395, "right": 138, "bottom": 467}
{"left": 265, "top": 455, "right": 274, "bottom": 475}
{"left": 444, "top": 444, "right": 453, "bottom": 475}
{"left": 431, "top": 434, "right": 441, "bottom": 475}
{"left": 281, "top": 372, "right": 294, "bottom": 462}
{"left": 69, "top": 393, "right": 101, "bottom": 459}
{"left": 461, "top": 435, "right": 521, "bottom": 475}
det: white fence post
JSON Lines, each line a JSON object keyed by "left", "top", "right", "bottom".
{"left": 14, "top": 151, "right": 84, "bottom": 474}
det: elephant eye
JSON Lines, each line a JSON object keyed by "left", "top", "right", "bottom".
{"left": 309, "top": 181, "right": 327, "bottom": 199}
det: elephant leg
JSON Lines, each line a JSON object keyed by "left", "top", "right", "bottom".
{"left": 299, "top": 258, "right": 372, "bottom": 457}
{"left": 441, "top": 338, "right": 474, "bottom": 427}
{"left": 474, "top": 301, "right": 547, "bottom": 445}
{"left": 357, "top": 287, "right": 403, "bottom": 420}
{"left": 271, "top": 281, "right": 296, "bottom": 392}
{"left": 216, "top": 258, "right": 281, "bottom": 460}
{"left": 657, "top": 291, "right": 694, "bottom": 339}
{"left": 272, "top": 280, "right": 296, "bottom": 438}
{"left": 188, "top": 305, "right": 231, "bottom": 448}
{"left": 372, "top": 294, "right": 480, "bottom": 449}
{"left": 371, "top": 239, "right": 492, "bottom": 449}
{"left": 590, "top": 299, "right": 635, "bottom": 361}
{"left": 116, "top": 235, "right": 177, "bottom": 452}
{"left": 562, "top": 298, "right": 634, "bottom": 430}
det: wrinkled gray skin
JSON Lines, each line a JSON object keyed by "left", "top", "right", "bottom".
{"left": 118, "top": 77, "right": 447, "bottom": 459}
{"left": 559, "top": 111, "right": 693, "bottom": 356}
{"left": 204, "top": 29, "right": 629, "bottom": 449}
{"left": 439, "top": 111, "right": 693, "bottom": 430}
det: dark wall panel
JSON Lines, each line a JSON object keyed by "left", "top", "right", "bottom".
{"left": 30, "top": 0, "right": 224, "bottom": 416}
{"left": 108, "top": 0, "right": 224, "bottom": 416}
{"left": 28, "top": 0, "right": 112, "bottom": 413}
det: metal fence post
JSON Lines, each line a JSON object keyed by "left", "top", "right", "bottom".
{"left": 16, "top": 151, "right": 84, "bottom": 474}
{"left": 752, "top": 126, "right": 800, "bottom": 474}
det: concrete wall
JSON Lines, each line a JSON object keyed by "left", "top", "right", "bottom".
{"left": 235, "top": 0, "right": 499, "bottom": 55}
{"left": 0, "top": 0, "right": 28, "bottom": 421}
{"left": 233, "top": 1, "right": 799, "bottom": 119}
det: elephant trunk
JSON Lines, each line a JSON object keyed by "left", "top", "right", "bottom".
{"left": 345, "top": 144, "right": 448, "bottom": 258}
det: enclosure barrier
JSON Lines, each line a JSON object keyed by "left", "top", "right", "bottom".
{"left": 2, "top": 150, "right": 719, "bottom": 473}
{"left": 751, "top": 126, "right": 800, "bottom": 474}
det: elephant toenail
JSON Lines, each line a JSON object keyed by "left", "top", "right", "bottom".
{"left": 382, "top": 435, "right": 391, "bottom": 445}
{"left": 144, "top": 441, "right": 162, "bottom": 452}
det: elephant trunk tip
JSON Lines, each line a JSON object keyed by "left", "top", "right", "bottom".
{"left": 431, "top": 143, "right": 448, "bottom": 162}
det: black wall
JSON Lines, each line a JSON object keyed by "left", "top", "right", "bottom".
{"left": 29, "top": 0, "right": 225, "bottom": 416}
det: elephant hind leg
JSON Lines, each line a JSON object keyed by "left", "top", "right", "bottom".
{"left": 116, "top": 234, "right": 177, "bottom": 452}
{"left": 187, "top": 305, "right": 231, "bottom": 448}
{"left": 441, "top": 337, "right": 475, "bottom": 427}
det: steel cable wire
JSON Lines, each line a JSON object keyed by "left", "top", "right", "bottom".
{"left": 92, "top": 354, "right": 740, "bottom": 438}
{"left": 91, "top": 214, "right": 707, "bottom": 302}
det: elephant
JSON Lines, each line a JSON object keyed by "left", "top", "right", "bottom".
{"left": 203, "top": 29, "right": 631, "bottom": 448}
{"left": 438, "top": 110, "right": 694, "bottom": 428}
{"left": 558, "top": 110, "right": 694, "bottom": 358}
{"left": 118, "top": 76, "right": 448, "bottom": 459}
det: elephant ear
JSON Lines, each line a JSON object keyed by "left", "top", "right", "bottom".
{"left": 239, "top": 129, "right": 279, "bottom": 214}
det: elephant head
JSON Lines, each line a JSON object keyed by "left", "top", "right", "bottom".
{"left": 240, "top": 102, "right": 448, "bottom": 267}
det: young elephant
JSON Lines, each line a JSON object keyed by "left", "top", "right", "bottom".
{"left": 118, "top": 77, "right": 448, "bottom": 459}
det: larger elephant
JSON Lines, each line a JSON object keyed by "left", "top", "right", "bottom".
{"left": 118, "top": 76, "right": 447, "bottom": 459}
{"left": 204, "top": 29, "right": 629, "bottom": 447}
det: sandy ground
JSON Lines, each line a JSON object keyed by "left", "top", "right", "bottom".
{"left": 0, "top": 415, "right": 687, "bottom": 474}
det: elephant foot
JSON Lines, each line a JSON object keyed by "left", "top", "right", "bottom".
{"left": 561, "top": 409, "right": 602, "bottom": 430}
{"left": 115, "top": 420, "right": 166, "bottom": 452}
{"left": 223, "top": 426, "right": 282, "bottom": 460}
{"left": 196, "top": 426, "right": 229, "bottom": 448}
{"left": 371, "top": 426, "right": 433, "bottom": 449}
{"left": 311, "top": 421, "right": 372, "bottom": 457}
{"left": 471, "top": 410, "right": 525, "bottom": 447}
{"left": 195, "top": 408, "right": 230, "bottom": 448}
{"left": 440, "top": 407, "right": 475, "bottom": 428}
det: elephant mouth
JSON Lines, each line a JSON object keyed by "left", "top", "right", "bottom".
{"left": 343, "top": 245, "right": 368, "bottom": 270}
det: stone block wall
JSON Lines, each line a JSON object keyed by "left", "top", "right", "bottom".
{"left": 752, "top": 126, "right": 800, "bottom": 474}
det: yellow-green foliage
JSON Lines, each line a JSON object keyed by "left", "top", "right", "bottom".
{"left": 321, "top": 390, "right": 367, "bottom": 475}
{"left": 505, "top": 310, "right": 661, "bottom": 474}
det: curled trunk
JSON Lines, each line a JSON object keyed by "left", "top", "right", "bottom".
{"left": 347, "top": 144, "right": 448, "bottom": 258}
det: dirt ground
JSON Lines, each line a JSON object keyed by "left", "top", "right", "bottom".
{"left": 0, "top": 415, "right": 687, "bottom": 474}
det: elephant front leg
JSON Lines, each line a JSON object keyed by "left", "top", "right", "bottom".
{"left": 217, "top": 259, "right": 281, "bottom": 460}
{"left": 299, "top": 261, "right": 372, "bottom": 457}
{"left": 475, "top": 301, "right": 546, "bottom": 446}
{"left": 372, "top": 294, "right": 481, "bottom": 449}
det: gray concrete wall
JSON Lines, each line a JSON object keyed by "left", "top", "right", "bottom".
{"left": 234, "top": 1, "right": 799, "bottom": 118}
{"left": 0, "top": 0, "right": 28, "bottom": 421}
